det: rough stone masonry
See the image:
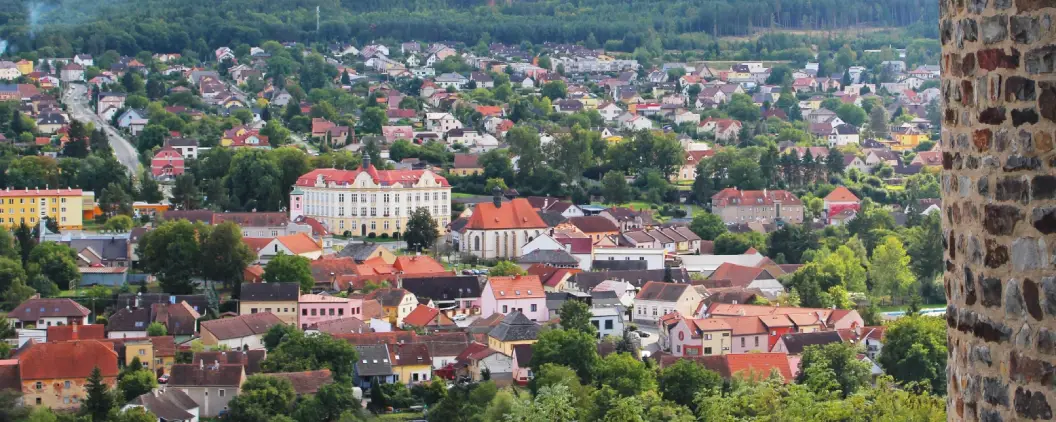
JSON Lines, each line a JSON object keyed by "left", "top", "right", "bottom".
{"left": 942, "top": 0, "right": 1056, "bottom": 420}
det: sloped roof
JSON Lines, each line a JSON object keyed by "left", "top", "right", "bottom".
{"left": 402, "top": 305, "right": 456, "bottom": 328}
{"left": 19, "top": 340, "right": 118, "bottom": 380}
{"left": 707, "top": 263, "right": 770, "bottom": 286}
{"left": 200, "top": 313, "right": 283, "bottom": 340}
{"left": 241, "top": 282, "right": 300, "bottom": 302}
{"left": 824, "top": 186, "right": 860, "bottom": 203}
{"left": 168, "top": 364, "right": 244, "bottom": 387}
{"left": 354, "top": 344, "right": 393, "bottom": 376}
{"left": 366, "top": 288, "right": 412, "bottom": 307}
{"left": 394, "top": 255, "right": 446, "bottom": 274}
{"left": 268, "top": 369, "right": 334, "bottom": 395}
{"left": 191, "top": 350, "right": 266, "bottom": 375}
{"left": 336, "top": 242, "right": 389, "bottom": 262}
{"left": 10, "top": 298, "right": 91, "bottom": 322}
{"left": 297, "top": 167, "right": 450, "bottom": 188}
{"left": 276, "top": 233, "right": 321, "bottom": 254}
{"left": 518, "top": 249, "right": 579, "bottom": 266}
{"left": 566, "top": 216, "right": 619, "bottom": 233}
{"left": 466, "top": 198, "right": 548, "bottom": 230}
{"left": 778, "top": 331, "right": 845, "bottom": 354}
{"left": 488, "top": 312, "right": 539, "bottom": 342}
{"left": 635, "top": 281, "right": 691, "bottom": 302}
{"left": 46, "top": 324, "right": 105, "bottom": 342}
{"left": 107, "top": 307, "right": 152, "bottom": 332}
{"left": 129, "top": 390, "right": 198, "bottom": 420}
{"left": 487, "top": 276, "right": 545, "bottom": 299}
{"left": 401, "top": 275, "right": 482, "bottom": 302}
{"left": 726, "top": 353, "right": 794, "bottom": 381}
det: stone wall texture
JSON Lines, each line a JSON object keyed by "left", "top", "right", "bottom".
{"left": 941, "top": 0, "right": 1056, "bottom": 420}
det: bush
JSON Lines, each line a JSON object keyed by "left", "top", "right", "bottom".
{"left": 380, "top": 233, "right": 389, "bottom": 239}
{"left": 367, "top": 232, "right": 376, "bottom": 239}
{"left": 342, "top": 230, "right": 352, "bottom": 237}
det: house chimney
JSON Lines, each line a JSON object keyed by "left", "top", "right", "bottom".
{"left": 492, "top": 186, "right": 502, "bottom": 208}
{"left": 199, "top": 359, "right": 204, "bottom": 369}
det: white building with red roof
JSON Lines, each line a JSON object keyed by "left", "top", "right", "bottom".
{"left": 461, "top": 188, "right": 548, "bottom": 259}
{"left": 289, "top": 155, "right": 451, "bottom": 238}
{"left": 823, "top": 186, "right": 860, "bottom": 223}
{"left": 710, "top": 188, "right": 804, "bottom": 224}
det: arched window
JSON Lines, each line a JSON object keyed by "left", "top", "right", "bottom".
{"left": 474, "top": 236, "right": 481, "bottom": 251}
{"left": 503, "top": 232, "right": 509, "bottom": 257}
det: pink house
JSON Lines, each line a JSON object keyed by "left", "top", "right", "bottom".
{"left": 298, "top": 294, "right": 361, "bottom": 329}
{"left": 151, "top": 146, "right": 185, "bottom": 179}
{"left": 480, "top": 275, "right": 548, "bottom": 322}
{"left": 823, "top": 186, "right": 860, "bottom": 221}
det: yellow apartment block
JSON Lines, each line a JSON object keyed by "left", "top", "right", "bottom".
{"left": 0, "top": 188, "right": 84, "bottom": 230}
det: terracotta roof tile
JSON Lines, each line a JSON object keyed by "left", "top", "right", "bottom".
{"left": 46, "top": 324, "right": 105, "bottom": 342}
{"left": 824, "top": 186, "right": 860, "bottom": 202}
{"left": 486, "top": 275, "right": 545, "bottom": 299}
{"left": 394, "top": 255, "right": 446, "bottom": 274}
{"left": 268, "top": 369, "right": 334, "bottom": 395}
{"left": 465, "top": 198, "right": 547, "bottom": 230}
{"left": 296, "top": 167, "right": 450, "bottom": 188}
{"left": 565, "top": 216, "right": 619, "bottom": 233}
{"left": 725, "top": 353, "right": 794, "bottom": 382}
{"left": 277, "top": 233, "right": 322, "bottom": 255}
{"left": 19, "top": 340, "right": 118, "bottom": 380}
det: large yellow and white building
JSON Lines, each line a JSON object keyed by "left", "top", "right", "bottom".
{"left": 290, "top": 157, "right": 451, "bottom": 237}
{"left": 0, "top": 188, "right": 84, "bottom": 229}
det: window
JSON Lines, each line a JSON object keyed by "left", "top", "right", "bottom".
{"left": 652, "top": 307, "right": 657, "bottom": 316}
{"left": 704, "top": 334, "right": 712, "bottom": 340}
{"left": 218, "top": 389, "right": 225, "bottom": 397}
{"left": 338, "top": 309, "right": 344, "bottom": 316}
{"left": 741, "top": 337, "right": 746, "bottom": 347}
{"left": 502, "top": 305, "right": 508, "bottom": 313}
{"left": 604, "top": 320, "right": 613, "bottom": 330}
{"left": 530, "top": 304, "right": 537, "bottom": 312}
{"left": 329, "top": 308, "right": 335, "bottom": 316}
{"left": 754, "top": 337, "right": 760, "bottom": 347}
{"left": 35, "top": 382, "right": 42, "bottom": 390}
{"left": 139, "top": 349, "right": 146, "bottom": 355}
{"left": 412, "top": 373, "right": 419, "bottom": 381}
{"left": 311, "top": 309, "right": 317, "bottom": 316}
{"left": 676, "top": 345, "right": 681, "bottom": 353}
{"left": 704, "top": 347, "right": 713, "bottom": 355}
{"left": 35, "top": 398, "right": 41, "bottom": 405}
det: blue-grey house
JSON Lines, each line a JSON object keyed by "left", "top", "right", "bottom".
{"left": 353, "top": 344, "right": 396, "bottom": 390}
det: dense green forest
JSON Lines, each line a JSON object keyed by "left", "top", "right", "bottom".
{"left": 0, "top": 0, "right": 938, "bottom": 57}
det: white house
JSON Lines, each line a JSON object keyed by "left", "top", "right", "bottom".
{"left": 828, "top": 124, "right": 860, "bottom": 147}
{"left": 0, "top": 62, "right": 20, "bottom": 80}
{"left": 592, "top": 247, "right": 665, "bottom": 270}
{"left": 245, "top": 233, "right": 323, "bottom": 264}
{"left": 425, "top": 113, "right": 463, "bottom": 133}
{"left": 73, "top": 54, "right": 95, "bottom": 67}
{"left": 622, "top": 115, "right": 652, "bottom": 131}
{"left": 632, "top": 281, "right": 704, "bottom": 324}
{"left": 435, "top": 73, "right": 469, "bottom": 90}
{"left": 460, "top": 196, "right": 548, "bottom": 260}
{"left": 590, "top": 307, "right": 625, "bottom": 340}
{"left": 116, "top": 109, "right": 149, "bottom": 135}
{"left": 598, "top": 102, "right": 623, "bottom": 121}
{"left": 674, "top": 111, "right": 701, "bottom": 126}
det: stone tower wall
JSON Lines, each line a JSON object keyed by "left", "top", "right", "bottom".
{"left": 941, "top": 0, "right": 1056, "bottom": 420}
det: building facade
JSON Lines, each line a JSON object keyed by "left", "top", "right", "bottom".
{"left": 0, "top": 188, "right": 83, "bottom": 230}
{"left": 710, "top": 188, "right": 804, "bottom": 224}
{"left": 290, "top": 158, "right": 451, "bottom": 238}
{"left": 298, "top": 294, "right": 358, "bottom": 329}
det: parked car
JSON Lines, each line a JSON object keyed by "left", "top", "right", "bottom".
{"left": 453, "top": 314, "right": 467, "bottom": 321}
{"left": 157, "top": 374, "right": 169, "bottom": 384}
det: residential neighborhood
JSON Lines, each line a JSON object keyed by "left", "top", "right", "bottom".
{"left": 0, "top": 12, "right": 954, "bottom": 421}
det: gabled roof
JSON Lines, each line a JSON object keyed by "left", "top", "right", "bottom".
{"left": 465, "top": 198, "right": 548, "bottom": 230}
{"left": 711, "top": 188, "right": 802, "bottom": 206}
{"left": 488, "top": 312, "right": 539, "bottom": 342}
{"left": 240, "top": 282, "right": 300, "bottom": 302}
{"left": 296, "top": 166, "right": 450, "bottom": 188}
{"left": 486, "top": 276, "right": 545, "bottom": 299}
{"left": 366, "top": 288, "right": 412, "bottom": 307}
{"left": 452, "top": 153, "right": 481, "bottom": 169}
{"left": 129, "top": 389, "right": 198, "bottom": 420}
{"left": 402, "top": 305, "right": 456, "bottom": 328}
{"left": 200, "top": 313, "right": 283, "bottom": 340}
{"left": 401, "top": 275, "right": 482, "bottom": 301}
{"left": 707, "top": 263, "right": 771, "bottom": 286}
{"left": 336, "top": 242, "right": 389, "bottom": 262}
{"left": 778, "top": 331, "right": 845, "bottom": 354}
{"left": 725, "top": 353, "right": 795, "bottom": 381}
{"left": 107, "top": 307, "right": 152, "bottom": 332}
{"left": 565, "top": 216, "right": 619, "bottom": 233}
{"left": 19, "top": 340, "right": 118, "bottom": 380}
{"left": 394, "top": 255, "right": 446, "bottom": 274}
{"left": 168, "top": 363, "right": 244, "bottom": 387}
{"left": 518, "top": 249, "right": 579, "bottom": 266}
{"left": 573, "top": 268, "right": 692, "bottom": 291}
{"left": 635, "top": 281, "right": 692, "bottom": 302}
{"left": 269, "top": 369, "right": 334, "bottom": 395}
{"left": 9, "top": 298, "right": 91, "bottom": 322}
{"left": 354, "top": 344, "right": 393, "bottom": 376}
{"left": 390, "top": 342, "right": 432, "bottom": 366}
{"left": 824, "top": 186, "right": 860, "bottom": 203}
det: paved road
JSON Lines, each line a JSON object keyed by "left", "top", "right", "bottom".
{"left": 63, "top": 84, "right": 140, "bottom": 176}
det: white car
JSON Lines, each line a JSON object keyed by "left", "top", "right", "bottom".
{"left": 453, "top": 314, "right": 467, "bottom": 322}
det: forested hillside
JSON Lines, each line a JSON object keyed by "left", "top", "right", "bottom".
{"left": 0, "top": 0, "right": 938, "bottom": 57}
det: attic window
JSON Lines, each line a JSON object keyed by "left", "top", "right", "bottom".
{"left": 515, "top": 290, "right": 520, "bottom": 295}
{"left": 361, "top": 360, "right": 367, "bottom": 363}
{"left": 134, "top": 322, "right": 144, "bottom": 328}
{"left": 383, "top": 359, "right": 389, "bottom": 363}
{"left": 527, "top": 290, "right": 532, "bottom": 295}
{"left": 499, "top": 291, "right": 505, "bottom": 296}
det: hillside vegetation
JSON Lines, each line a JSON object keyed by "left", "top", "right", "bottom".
{"left": 0, "top": 0, "right": 938, "bottom": 57}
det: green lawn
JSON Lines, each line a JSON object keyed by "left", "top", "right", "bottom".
{"left": 452, "top": 192, "right": 478, "bottom": 199}
{"left": 368, "top": 412, "right": 425, "bottom": 421}
{"left": 594, "top": 201, "right": 655, "bottom": 211}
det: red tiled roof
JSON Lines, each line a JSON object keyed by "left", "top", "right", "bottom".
{"left": 465, "top": 198, "right": 547, "bottom": 230}
{"left": 725, "top": 353, "right": 794, "bottom": 382}
{"left": 487, "top": 275, "right": 544, "bottom": 299}
{"left": 708, "top": 263, "right": 767, "bottom": 286}
{"left": 452, "top": 153, "right": 481, "bottom": 169}
{"left": 824, "top": 186, "right": 860, "bottom": 203}
{"left": 524, "top": 264, "right": 578, "bottom": 288}
{"left": 296, "top": 167, "right": 450, "bottom": 188}
{"left": 19, "top": 340, "right": 118, "bottom": 380}
{"left": 686, "top": 150, "right": 715, "bottom": 165}
{"left": 277, "top": 233, "right": 321, "bottom": 255}
{"left": 46, "top": 324, "right": 105, "bottom": 342}
{"left": 242, "top": 237, "right": 272, "bottom": 253}
{"left": 712, "top": 316, "right": 767, "bottom": 336}
{"left": 402, "top": 305, "right": 442, "bottom": 327}
{"left": 394, "top": 255, "right": 446, "bottom": 274}
{"left": 711, "top": 188, "right": 802, "bottom": 206}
